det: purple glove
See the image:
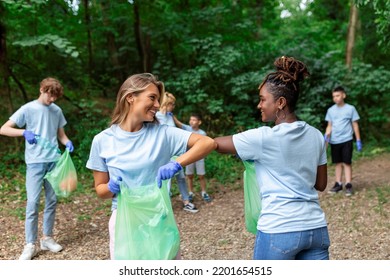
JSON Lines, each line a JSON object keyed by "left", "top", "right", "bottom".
{"left": 156, "top": 161, "right": 182, "bottom": 188}
{"left": 324, "top": 133, "right": 330, "bottom": 143}
{"left": 356, "top": 140, "right": 363, "bottom": 152}
{"left": 66, "top": 141, "right": 74, "bottom": 153}
{"left": 108, "top": 176, "right": 122, "bottom": 195}
{"left": 23, "top": 130, "right": 37, "bottom": 144}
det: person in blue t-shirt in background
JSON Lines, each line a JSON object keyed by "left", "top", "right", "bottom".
{"left": 214, "top": 56, "right": 329, "bottom": 260}
{"left": 0, "top": 77, "right": 74, "bottom": 260}
{"left": 174, "top": 113, "right": 212, "bottom": 203}
{"left": 324, "top": 86, "right": 362, "bottom": 196}
{"left": 155, "top": 92, "right": 199, "bottom": 213}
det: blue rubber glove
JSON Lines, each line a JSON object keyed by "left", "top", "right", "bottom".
{"left": 356, "top": 140, "right": 363, "bottom": 152}
{"left": 108, "top": 176, "right": 122, "bottom": 195}
{"left": 23, "top": 130, "right": 37, "bottom": 144}
{"left": 324, "top": 133, "right": 330, "bottom": 143}
{"left": 156, "top": 161, "right": 182, "bottom": 188}
{"left": 66, "top": 140, "right": 74, "bottom": 153}
{"left": 167, "top": 112, "right": 173, "bottom": 116}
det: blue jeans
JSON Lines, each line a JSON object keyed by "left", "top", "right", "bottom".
{"left": 253, "top": 227, "right": 330, "bottom": 260}
{"left": 25, "top": 162, "right": 57, "bottom": 244}
{"left": 167, "top": 169, "right": 190, "bottom": 201}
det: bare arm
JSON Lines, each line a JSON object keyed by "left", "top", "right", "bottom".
{"left": 173, "top": 115, "right": 183, "bottom": 128}
{"left": 352, "top": 121, "right": 361, "bottom": 141}
{"left": 214, "top": 136, "right": 237, "bottom": 154}
{"left": 57, "top": 127, "right": 71, "bottom": 146}
{"left": 314, "top": 164, "right": 327, "bottom": 192}
{"left": 175, "top": 133, "right": 216, "bottom": 167}
{"left": 324, "top": 121, "right": 332, "bottom": 149}
{"left": 0, "top": 120, "right": 24, "bottom": 137}
{"left": 92, "top": 170, "right": 114, "bottom": 199}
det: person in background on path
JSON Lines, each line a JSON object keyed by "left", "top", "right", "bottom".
{"left": 324, "top": 86, "right": 362, "bottom": 196}
{"left": 86, "top": 73, "right": 216, "bottom": 259}
{"left": 155, "top": 92, "right": 199, "bottom": 213}
{"left": 214, "top": 56, "right": 330, "bottom": 260}
{"left": 173, "top": 113, "right": 212, "bottom": 202}
{"left": 0, "top": 77, "right": 74, "bottom": 260}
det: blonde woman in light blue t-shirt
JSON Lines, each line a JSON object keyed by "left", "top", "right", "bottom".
{"left": 86, "top": 74, "right": 216, "bottom": 259}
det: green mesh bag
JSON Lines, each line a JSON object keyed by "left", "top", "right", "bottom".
{"left": 44, "top": 150, "right": 78, "bottom": 197}
{"left": 243, "top": 160, "right": 262, "bottom": 234}
{"left": 114, "top": 181, "right": 180, "bottom": 260}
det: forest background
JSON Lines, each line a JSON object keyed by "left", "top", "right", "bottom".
{"left": 0, "top": 0, "right": 390, "bottom": 214}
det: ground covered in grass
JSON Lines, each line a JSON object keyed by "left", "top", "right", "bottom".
{"left": 0, "top": 153, "right": 389, "bottom": 260}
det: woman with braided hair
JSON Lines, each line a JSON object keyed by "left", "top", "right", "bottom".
{"left": 215, "top": 56, "right": 330, "bottom": 260}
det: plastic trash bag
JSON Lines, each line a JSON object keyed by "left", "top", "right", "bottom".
{"left": 44, "top": 150, "right": 78, "bottom": 197}
{"left": 114, "top": 181, "right": 180, "bottom": 260}
{"left": 243, "top": 160, "right": 261, "bottom": 235}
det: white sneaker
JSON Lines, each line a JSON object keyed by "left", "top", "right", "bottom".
{"left": 40, "top": 237, "right": 63, "bottom": 253}
{"left": 19, "top": 243, "right": 38, "bottom": 260}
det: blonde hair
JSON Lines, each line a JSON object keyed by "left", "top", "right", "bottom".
{"left": 40, "top": 77, "right": 63, "bottom": 98}
{"left": 110, "top": 73, "right": 165, "bottom": 125}
{"left": 159, "top": 92, "right": 176, "bottom": 114}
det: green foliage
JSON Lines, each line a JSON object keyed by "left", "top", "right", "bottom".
{"left": 13, "top": 34, "right": 79, "bottom": 58}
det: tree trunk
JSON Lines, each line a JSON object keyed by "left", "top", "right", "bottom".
{"left": 100, "top": 1, "right": 122, "bottom": 88}
{"left": 83, "top": 0, "right": 93, "bottom": 87}
{"left": 0, "top": 6, "right": 13, "bottom": 114}
{"left": 346, "top": 2, "right": 358, "bottom": 71}
{"left": 133, "top": 1, "right": 149, "bottom": 72}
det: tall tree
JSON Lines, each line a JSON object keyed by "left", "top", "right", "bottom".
{"left": 346, "top": 1, "right": 358, "bottom": 70}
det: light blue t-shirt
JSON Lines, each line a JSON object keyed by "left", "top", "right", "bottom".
{"left": 181, "top": 124, "right": 206, "bottom": 136}
{"left": 325, "top": 103, "right": 360, "bottom": 144}
{"left": 86, "top": 123, "right": 192, "bottom": 209}
{"left": 155, "top": 111, "right": 175, "bottom": 127}
{"left": 10, "top": 100, "right": 66, "bottom": 164}
{"left": 233, "top": 121, "right": 327, "bottom": 234}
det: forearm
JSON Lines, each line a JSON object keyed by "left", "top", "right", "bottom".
{"left": 95, "top": 183, "right": 114, "bottom": 199}
{"left": 176, "top": 135, "right": 216, "bottom": 167}
{"left": 93, "top": 171, "right": 112, "bottom": 199}
{"left": 0, "top": 121, "right": 24, "bottom": 137}
{"left": 352, "top": 122, "right": 361, "bottom": 140}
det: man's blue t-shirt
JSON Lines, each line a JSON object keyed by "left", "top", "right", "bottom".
{"left": 325, "top": 103, "right": 360, "bottom": 144}
{"left": 10, "top": 100, "right": 66, "bottom": 164}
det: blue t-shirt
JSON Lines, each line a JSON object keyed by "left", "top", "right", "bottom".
{"left": 181, "top": 124, "right": 206, "bottom": 136}
{"left": 233, "top": 121, "right": 327, "bottom": 233}
{"left": 10, "top": 100, "right": 66, "bottom": 164}
{"left": 86, "top": 123, "right": 191, "bottom": 209}
{"left": 325, "top": 103, "right": 360, "bottom": 144}
{"left": 155, "top": 111, "right": 175, "bottom": 127}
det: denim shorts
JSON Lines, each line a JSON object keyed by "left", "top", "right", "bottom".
{"left": 253, "top": 227, "right": 330, "bottom": 260}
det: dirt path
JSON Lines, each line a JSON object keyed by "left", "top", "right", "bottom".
{"left": 1, "top": 153, "right": 389, "bottom": 260}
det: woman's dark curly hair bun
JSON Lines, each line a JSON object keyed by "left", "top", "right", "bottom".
{"left": 259, "top": 56, "right": 310, "bottom": 112}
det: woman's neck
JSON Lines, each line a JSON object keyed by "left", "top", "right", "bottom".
{"left": 120, "top": 117, "right": 143, "bottom": 132}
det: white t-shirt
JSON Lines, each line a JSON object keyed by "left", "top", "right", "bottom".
{"left": 86, "top": 123, "right": 191, "bottom": 209}
{"left": 325, "top": 103, "right": 360, "bottom": 144}
{"left": 10, "top": 100, "right": 66, "bottom": 164}
{"left": 233, "top": 121, "right": 327, "bottom": 233}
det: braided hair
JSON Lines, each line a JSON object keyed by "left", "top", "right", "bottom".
{"left": 259, "top": 56, "right": 309, "bottom": 112}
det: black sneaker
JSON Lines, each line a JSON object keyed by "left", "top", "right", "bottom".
{"left": 328, "top": 182, "right": 343, "bottom": 194}
{"left": 183, "top": 202, "right": 199, "bottom": 213}
{"left": 188, "top": 192, "right": 194, "bottom": 203}
{"left": 345, "top": 183, "right": 353, "bottom": 196}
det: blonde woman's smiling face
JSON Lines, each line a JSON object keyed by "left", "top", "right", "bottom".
{"left": 130, "top": 83, "right": 161, "bottom": 122}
